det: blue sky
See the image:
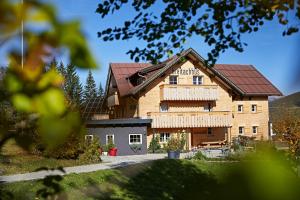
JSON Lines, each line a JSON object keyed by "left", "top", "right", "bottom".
{"left": 1, "top": 0, "right": 299, "bottom": 95}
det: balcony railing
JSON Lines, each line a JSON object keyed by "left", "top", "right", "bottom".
{"left": 107, "top": 92, "right": 119, "bottom": 107}
{"left": 160, "top": 84, "right": 219, "bottom": 101}
{"left": 147, "top": 111, "right": 231, "bottom": 128}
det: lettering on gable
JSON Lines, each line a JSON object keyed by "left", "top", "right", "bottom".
{"left": 171, "top": 67, "right": 201, "bottom": 76}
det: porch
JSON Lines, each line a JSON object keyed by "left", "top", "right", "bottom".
{"left": 190, "top": 127, "right": 228, "bottom": 148}
{"left": 150, "top": 127, "right": 230, "bottom": 150}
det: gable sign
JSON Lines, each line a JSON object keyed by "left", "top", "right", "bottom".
{"left": 171, "top": 67, "right": 201, "bottom": 76}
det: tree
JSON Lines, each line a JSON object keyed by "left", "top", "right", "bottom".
{"left": 83, "top": 70, "right": 97, "bottom": 103}
{"left": 64, "top": 64, "right": 83, "bottom": 106}
{"left": 0, "top": 1, "right": 95, "bottom": 198}
{"left": 57, "top": 61, "right": 66, "bottom": 78}
{"left": 273, "top": 108, "right": 300, "bottom": 157}
{"left": 98, "top": 82, "right": 104, "bottom": 98}
{"left": 0, "top": 0, "right": 96, "bottom": 153}
{"left": 96, "top": 0, "right": 300, "bottom": 64}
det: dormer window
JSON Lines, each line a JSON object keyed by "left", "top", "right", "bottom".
{"left": 169, "top": 75, "right": 178, "bottom": 85}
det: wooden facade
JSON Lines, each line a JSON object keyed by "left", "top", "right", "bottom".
{"left": 103, "top": 49, "right": 282, "bottom": 150}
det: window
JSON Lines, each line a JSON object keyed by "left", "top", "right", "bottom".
{"left": 252, "top": 126, "right": 258, "bottom": 134}
{"left": 106, "top": 134, "right": 114, "bottom": 144}
{"left": 85, "top": 135, "right": 94, "bottom": 144}
{"left": 159, "top": 133, "right": 170, "bottom": 143}
{"left": 129, "top": 134, "right": 142, "bottom": 144}
{"left": 160, "top": 103, "right": 168, "bottom": 112}
{"left": 169, "top": 75, "right": 178, "bottom": 85}
{"left": 251, "top": 104, "right": 257, "bottom": 112}
{"left": 208, "top": 128, "right": 212, "bottom": 135}
{"left": 238, "top": 105, "right": 243, "bottom": 113}
{"left": 193, "top": 76, "right": 203, "bottom": 85}
{"left": 238, "top": 126, "right": 244, "bottom": 135}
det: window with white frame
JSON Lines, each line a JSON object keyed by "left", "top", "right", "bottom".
{"left": 85, "top": 135, "right": 94, "bottom": 144}
{"left": 193, "top": 76, "right": 203, "bottom": 85}
{"left": 238, "top": 126, "right": 244, "bottom": 135}
{"left": 106, "top": 134, "right": 114, "bottom": 144}
{"left": 169, "top": 75, "right": 178, "bottom": 85}
{"left": 238, "top": 105, "right": 243, "bottom": 113}
{"left": 252, "top": 126, "right": 258, "bottom": 134}
{"left": 159, "top": 133, "right": 170, "bottom": 143}
{"left": 129, "top": 134, "right": 142, "bottom": 144}
{"left": 160, "top": 103, "right": 168, "bottom": 112}
{"left": 251, "top": 104, "right": 257, "bottom": 112}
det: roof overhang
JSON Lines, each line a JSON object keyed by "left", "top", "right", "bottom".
{"left": 86, "top": 118, "right": 152, "bottom": 127}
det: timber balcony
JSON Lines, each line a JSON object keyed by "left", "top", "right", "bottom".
{"left": 160, "top": 84, "right": 219, "bottom": 101}
{"left": 147, "top": 111, "right": 231, "bottom": 128}
{"left": 107, "top": 92, "right": 119, "bottom": 107}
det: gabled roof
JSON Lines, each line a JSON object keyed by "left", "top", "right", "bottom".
{"left": 107, "top": 48, "right": 282, "bottom": 97}
{"left": 109, "top": 63, "right": 151, "bottom": 96}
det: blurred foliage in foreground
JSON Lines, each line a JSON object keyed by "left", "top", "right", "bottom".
{"left": 0, "top": 0, "right": 96, "bottom": 152}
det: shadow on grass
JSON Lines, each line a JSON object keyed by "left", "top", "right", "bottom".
{"left": 2, "top": 158, "right": 300, "bottom": 200}
{"left": 125, "top": 159, "right": 219, "bottom": 200}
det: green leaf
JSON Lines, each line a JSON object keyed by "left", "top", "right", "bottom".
{"left": 34, "top": 88, "right": 66, "bottom": 116}
{"left": 5, "top": 74, "right": 23, "bottom": 93}
{"left": 12, "top": 93, "right": 33, "bottom": 112}
{"left": 37, "top": 69, "right": 64, "bottom": 89}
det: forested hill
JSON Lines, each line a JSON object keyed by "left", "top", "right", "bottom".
{"left": 269, "top": 91, "right": 300, "bottom": 119}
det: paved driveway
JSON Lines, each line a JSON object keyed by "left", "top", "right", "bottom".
{"left": 1, "top": 153, "right": 193, "bottom": 184}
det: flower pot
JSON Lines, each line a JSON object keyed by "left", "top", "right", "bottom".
{"left": 108, "top": 148, "right": 117, "bottom": 156}
{"left": 102, "top": 152, "right": 108, "bottom": 156}
{"left": 168, "top": 150, "right": 180, "bottom": 159}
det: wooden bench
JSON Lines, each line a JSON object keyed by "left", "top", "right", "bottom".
{"left": 200, "top": 140, "right": 226, "bottom": 148}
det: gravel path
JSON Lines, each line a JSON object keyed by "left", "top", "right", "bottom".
{"left": 1, "top": 153, "right": 193, "bottom": 184}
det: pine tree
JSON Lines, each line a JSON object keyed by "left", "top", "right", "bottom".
{"left": 64, "top": 63, "right": 83, "bottom": 105}
{"left": 83, "top": 70, "right": 97, "bottom": 103}
{"left": 49, "top": 58, "right": 58, "bottom": 69}
{"left": 57, "top": 61, "right": 66, "bottom": 77}
{"left": 98, "top": 82, "right": 104, "bottom": 98}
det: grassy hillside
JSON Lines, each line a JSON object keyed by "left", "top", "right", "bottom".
{"left": 269, "top": 91, "right": 300, "bottom": 120}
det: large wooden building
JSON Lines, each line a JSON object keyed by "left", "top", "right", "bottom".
{"left": 87, "top": 48, "right": 282, "bottom": 155}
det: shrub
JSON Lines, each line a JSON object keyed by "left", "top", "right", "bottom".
{"left": 79, "top": 136, "right": 101, "bottom": 163}
{"left": 106, "top": 138, "right": 115, "bottom": 150}
{"left": 43, "top": 126, "right": 85, "bottom": 159}
{"left": 165, "top": 133, "right": 186, "bottom": 152}
{"left": 148, "top": 135, "right": 161, "bottom": 153}
{"left": 232, "top": 135, "right": 256, "bottom": 152}
{"left": 193, "top": 151, "right": 207, "bottom": 160}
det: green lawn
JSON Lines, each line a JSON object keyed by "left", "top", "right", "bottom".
{"left": 2, "top": 158, "right": 300, "bottom": 200}
{"left": 0, "top": 140, "right": 98, "bottom": 175}
{"left": 1, "top": 160, "right": 237, "bottom": 200}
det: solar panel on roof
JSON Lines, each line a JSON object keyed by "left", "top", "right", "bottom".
{"left": 81, "top": 96, "right": 108, "bottom": 121}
